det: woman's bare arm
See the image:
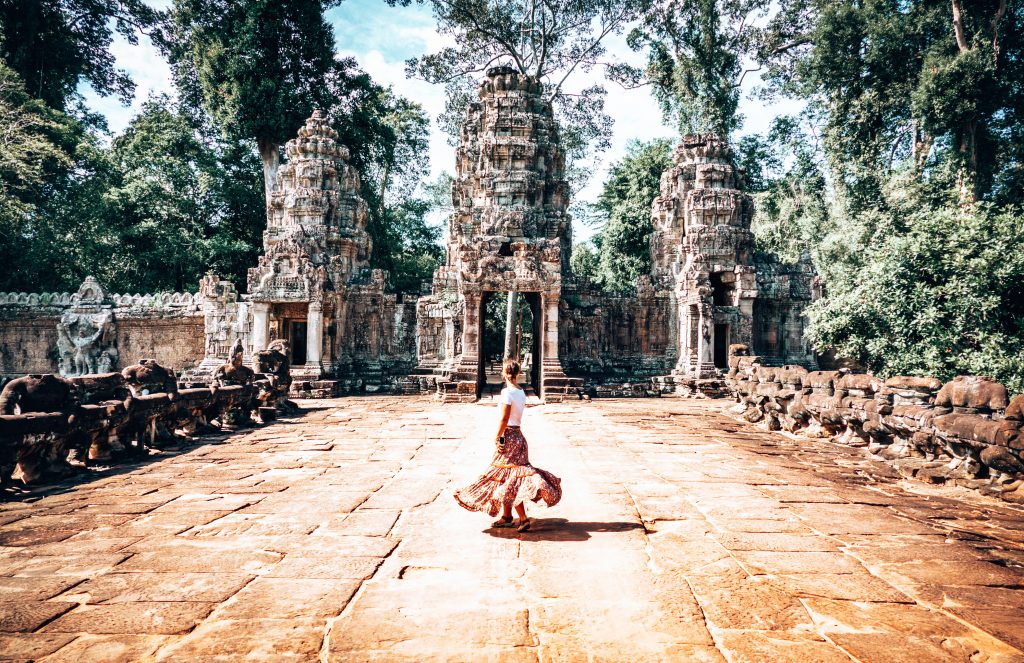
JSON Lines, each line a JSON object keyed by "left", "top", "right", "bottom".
{"left": 495, "top": 403, "right": 512, "bottom": 442}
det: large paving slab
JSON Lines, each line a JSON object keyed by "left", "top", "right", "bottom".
{"left": 1, "top": 397, "right": 1023, "bottom": 662}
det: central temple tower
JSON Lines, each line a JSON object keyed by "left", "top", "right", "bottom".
{"left": 416, "top": 66, "right": 578, "bottom": 401}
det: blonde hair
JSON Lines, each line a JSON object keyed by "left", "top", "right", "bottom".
{"left": 502, "top": 358, "right": 521, "bottom": 379}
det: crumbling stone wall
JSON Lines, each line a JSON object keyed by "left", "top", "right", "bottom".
{"left": 559, "top": 280, "right": 675, "bottom": 379}
{"left": 0, "top": 283, "right": 204, "bottom": 378}
{"left": 726, "top": 347, "right": 1024, "bottom": 503}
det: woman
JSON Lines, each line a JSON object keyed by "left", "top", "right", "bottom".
{"left": 454, "top": 359, "right": 562, "bottom": 532}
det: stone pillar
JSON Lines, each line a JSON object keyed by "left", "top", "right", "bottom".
{"left": 306, "top": 301, "right": 324, "bottom": 372}
{"left": 250, "top": 302, "right": 270, "bottom": 357}
{"left": 453, "top": 291, "right": 481, "bottom": 379}
{"left": 676, "top": 301, "right": 691, "bottom": 374}
{"left": 503, "top": 291, "right": 518, "bottom": 359}
{"left": 537, "top": 291, "right": 580, "bottom": 402}
{"left": 542, "top": 292, "right": 559, "bottom": 365}
{"left": 697, "top": 303, "right": 715, "bottom": 377}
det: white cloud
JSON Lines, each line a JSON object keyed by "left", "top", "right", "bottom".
{"left": 80, "top": 29, "right": 174, "bottom": 138}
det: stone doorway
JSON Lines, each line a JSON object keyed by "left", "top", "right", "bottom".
{"left": 288, "top": 321, "right": 308, "bottom": 366}
{"left": 476, "top": 291, "right": 542, "bottom": 399}
{"left": 714, "top": 323, "right": 730, "bottom": 369}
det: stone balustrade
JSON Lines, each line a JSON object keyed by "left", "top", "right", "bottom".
{"left": 0, "top": 357, "right": 293, "bottom": 486}
{"left": 0, "top": 290, "right": 201, "bottom": 310}
{"left": 725, "top": 349, "right": 1024, "bottom": 503}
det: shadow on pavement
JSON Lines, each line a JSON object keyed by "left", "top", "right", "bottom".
{"left": 483, "top": 518, "right": 644, "bottom": 541}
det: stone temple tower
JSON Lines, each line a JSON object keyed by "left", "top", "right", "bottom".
{"left": 416, "top": 66, "right": 579, "bottom": 401}
{"left": 651, "top": 134, "right": 758, "bottom": 377}
{"left": 245, "top": 110, "right": 372, "bottom": 379}
{"left": 649, "top": 134, "right": 816, "bottom": 378}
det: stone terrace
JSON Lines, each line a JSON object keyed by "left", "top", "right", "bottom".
{"left": 1, "top": 397, "right": 1023, "bottom": 662}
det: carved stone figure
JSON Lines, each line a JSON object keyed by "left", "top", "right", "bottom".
{"left": 214, "top": 341, "right": 255, "bottom": 386}
{"left": 56, "top": 278, "right": 118, "bottom": 377}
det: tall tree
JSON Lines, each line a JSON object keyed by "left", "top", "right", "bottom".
{"left": 402, "top": 0, "right": 645, "bottom": 167}
{"left": 588, "top": 138, "right": 673, "bottom": 292}
{"left": 756, "top": 0, "right": 1022, "bottom": 206}
{"left": 0, "top": 0, "right": 162, "bottom": 112}
{"left": 617, "top": 0, "right": 772, "bottom": 138}
{"left": 166, "top": 0, "right": 341, "bottom": 200}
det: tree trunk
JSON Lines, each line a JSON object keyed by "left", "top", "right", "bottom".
{"left": 258, "top": 138, "right": 281, "bottom": 205}
{"left": 504, "top": 291, "right": 519, "bottom": 360}
{"left": 957, "top": 120, "right": 978, "bottom": 205}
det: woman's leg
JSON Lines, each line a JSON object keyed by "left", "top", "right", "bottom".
{"left": 514, "top": 502, "right": 526, "bottom": 521}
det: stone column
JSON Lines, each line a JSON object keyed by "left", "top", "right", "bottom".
{"left": 675, "top": 300, "right": 692, "bottom": 375}
{"left": 452, "top": 291, "right": 481, "bottom": 380}
{"left": 541, "top": 292, "right": 559, "bottom": 364}
{"left": 697, "top": 303, "right": 715, "bottom": 376}
{"left": 250, "top": 302, "right": 270, "bottom": 356}
{"left": 503, "top": 291, "right": 518, "bottom": 359}
{"left": 306, "top": 301, "right": 324, "bottom": 372}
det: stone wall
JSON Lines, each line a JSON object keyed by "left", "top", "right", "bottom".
{"left": 724, "top": 349, "right": 1024, "bottom": 503}
{"left": 0, "top": 286, "right": 204, "bottom": 378}
{"left": 559, "top": 280, "right": 675, "bottom": 379}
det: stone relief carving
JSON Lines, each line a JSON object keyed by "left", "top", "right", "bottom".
{"left": 55, "top": 278, "right": 118, "bottom": 377}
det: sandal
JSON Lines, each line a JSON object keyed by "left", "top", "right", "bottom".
{"left": 491, "top": 516, "right": 514, "bottom": 528}
{"left": 516, "top": 518, "right": 531, "bottom": 532}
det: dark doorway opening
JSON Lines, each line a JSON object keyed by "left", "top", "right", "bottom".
{"left": 713, "top": 323, "right": 729, "bottom": 369}
{"left": 289, "top": 321, "right": 308, "bottom": 365}
{"left": 711, "top": 273, "right": 734, "bottom": 306}
{"left": 476, "top": 291, "right": 542, "bottom": 399}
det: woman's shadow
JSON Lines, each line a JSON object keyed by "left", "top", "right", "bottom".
{"left": 483, "top": 519, "right": 643, "bottom": 541}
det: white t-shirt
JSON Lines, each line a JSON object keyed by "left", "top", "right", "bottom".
{"left": 498, "top": 386, "right": 527, "bottom": 426}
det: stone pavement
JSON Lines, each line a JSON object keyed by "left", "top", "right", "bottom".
{"left": 1, "top": 397, "right": 1024, "bottom": 662}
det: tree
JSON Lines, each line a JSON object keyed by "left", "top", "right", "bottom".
{"left": 569, "top": 240, "right": 599, "bottom": 281}
{"left": 738, "top": 117, "right": 830, "bottom": 264}
{"left": 618, "top": 0, "right": 771, "bottom": 138}
{"left": 756, "top": 0, "right": 1023, "bottom": 207}
{"left": 402, "top": 0, "right": 645, "bottom": 168}
{"left": 806, "top": 195, "right": 1024, "bottom": 395}
{"left": 589, "top": 138, "right": 673, "bottom": 291}
{"left": 0, "top": 0, "right": 162, "bottom": 113}
{"left": 166, "top": 0, "right": 341, "bottom": 200}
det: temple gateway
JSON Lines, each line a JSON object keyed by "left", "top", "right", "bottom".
{"left": 0, "top": 68, "right": 816, "bottom": 400}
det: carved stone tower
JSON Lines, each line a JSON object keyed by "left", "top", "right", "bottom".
{"left": 650, "top": 134, "right": 758, "bottom": 377}
{"left": 244, "top": 110, "right": 372, "bottom": 379}
{"left": 416, "top": 66, "right": 578, "bottom": 401}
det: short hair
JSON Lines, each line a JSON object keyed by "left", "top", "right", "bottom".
{"left": 502, "top": 358, "right": 521, "bottom": 378}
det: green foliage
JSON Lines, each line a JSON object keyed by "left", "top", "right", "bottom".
{"left": 623, "top": 0, "right": 769, "bottom": 137}
{"left": 757, "top": 0, "right": 1023, "bottom": 206}
{"left": 569, "top": 241, "right": 600, "bottom": 282}
{"left": 589, "top": 138, "right": 673, "bottom": 291}
{"left": 0, "top": 61, "right": 74, "bottom": 234}
{"left": 0, "top": 95, "right": 265, "bottom": 293}
{"left": 742, "top": 118, "right": 830, "bottom": 264}
{"left": 0, "top": 0, "right": 163, "bottom": 111}
{"left": 806, "top": 196, "right": 1024, "bottom": 394}
{"left": 403, "top": 0, "right": 645, "bottom": 177}
{"left": 379, "top": 197, "right": 444, "bottom": 294}
{"left": 167, "top": 0, "right": 339, "bottom": 149}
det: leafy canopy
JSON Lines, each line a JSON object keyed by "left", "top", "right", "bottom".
{"left": 402, "top": 0, "right": 646, "bottom": 172}
{"left": 0, "top": 0, "right": 163, "bottom": 112}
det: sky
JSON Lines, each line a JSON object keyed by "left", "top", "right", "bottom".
{"left": 81, "top": 0, "right": 802, "bottom": 242}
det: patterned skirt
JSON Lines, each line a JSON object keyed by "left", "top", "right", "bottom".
{"left": 454, "top": 426, "right": 562, "bottom": 518}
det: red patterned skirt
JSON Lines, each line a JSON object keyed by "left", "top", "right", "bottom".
{"left": 454, "top": 426, "right": 562, "bottom": 517}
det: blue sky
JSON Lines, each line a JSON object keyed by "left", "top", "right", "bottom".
{"left": 81, "top": 0, "right": 802, "bottom": 242}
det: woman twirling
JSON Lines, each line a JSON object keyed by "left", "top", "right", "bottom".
{"left": 454, "top": 359, "right": 562, "bottom": 532}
